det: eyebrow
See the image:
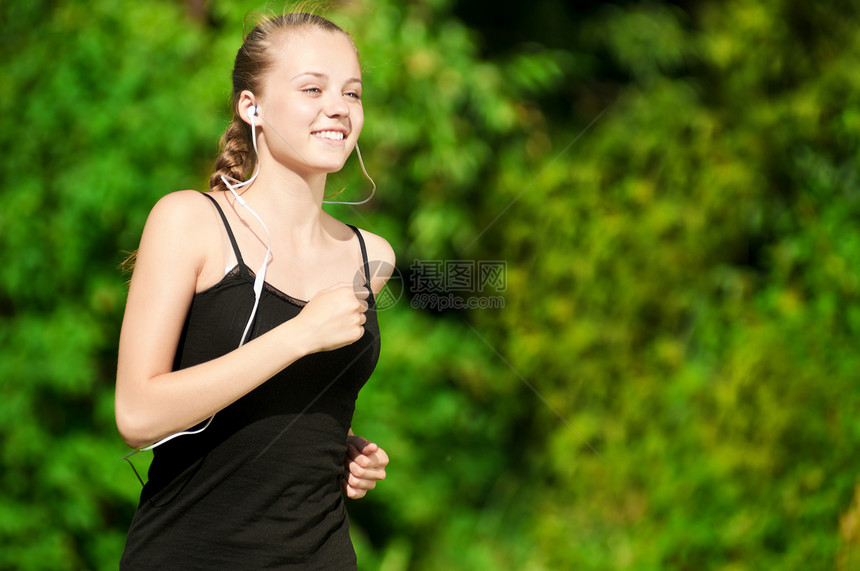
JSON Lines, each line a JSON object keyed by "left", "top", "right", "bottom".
{"left": 291, "top": 71, "right": 362, "bottom": 85}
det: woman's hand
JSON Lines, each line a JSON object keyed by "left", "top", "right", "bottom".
{"left": 296, "top": 282, "right": 369, "bottom": 353}
{"left": 342, "top": 433, "right": 389, "bottom": 499}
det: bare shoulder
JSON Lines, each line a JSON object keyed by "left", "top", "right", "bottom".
{"left": 354, "top": 227, "right": 396, "bottom": 291}
{"left": 142, "top": 190, "right": 221, "bottom": 243}
{"left": 147, "top": 190, "right": 213, "bottom": 225}
{"left": 137, "top": 190, "right": 219, "bottom": 275}
{"left": 356, "top": 228, "right": 395, "bottom": 266}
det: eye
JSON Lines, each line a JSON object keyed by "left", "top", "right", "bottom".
{"left": 303, "top": 87, "right": 321, "bottom": 95}
{"left": 345, "top": 92, "right": 362, "bottom": 100}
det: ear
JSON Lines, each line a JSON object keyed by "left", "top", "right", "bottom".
{"left": 237, "top": 90, "right": 259, "bottom": 126}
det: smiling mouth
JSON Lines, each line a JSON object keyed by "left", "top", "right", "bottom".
{"left": 312, "top": 130, "right": 345, "bottom": 141}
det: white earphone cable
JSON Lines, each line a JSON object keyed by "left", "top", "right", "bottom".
{"left": 322, "top": 142, "right": 376, "bottom": 205}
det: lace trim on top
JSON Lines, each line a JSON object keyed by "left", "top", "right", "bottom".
{"left": 225, "top": 263, "right": 309, "bottom": 308}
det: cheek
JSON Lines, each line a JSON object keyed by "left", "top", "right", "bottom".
{"left": 351, "top": 108, "right": 365, "bottom": 136}
{"left": 291, "top": 99, "right": 320, "bottom": 122}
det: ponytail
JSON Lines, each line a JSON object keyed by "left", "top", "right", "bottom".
{"left": 209, "top": 117, "right": 255, "bottom": 192}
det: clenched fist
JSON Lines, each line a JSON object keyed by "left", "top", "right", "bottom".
{"left": 295, "top": 282, "right": 369, "bottom": 353}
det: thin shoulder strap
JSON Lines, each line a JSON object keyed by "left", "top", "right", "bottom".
{"left": 347, "top": 224, "right": 375, "bottom": 304}
{"left": 200, "top": 192, "right": 244, "bottom": 266}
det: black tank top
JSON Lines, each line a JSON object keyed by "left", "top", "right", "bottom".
{"left": 121, "top": 193, "right": 380, "bottom": 569}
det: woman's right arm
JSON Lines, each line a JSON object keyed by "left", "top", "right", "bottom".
{"left": 115, "top": 191, "right": 366, "bottom": 449}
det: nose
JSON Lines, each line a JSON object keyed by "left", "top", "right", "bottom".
{"left": 324, "top": 91, "right": 349, "bottom": 118}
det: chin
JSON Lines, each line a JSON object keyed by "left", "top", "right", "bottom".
{"left": 317, "top": 162, "right": 348, "bottom": 175}
{"left": 318, "top": 156, "right": 351, "bottom": 173}
{"left": 291, "top": 157, "right": 348, "bottom": 176}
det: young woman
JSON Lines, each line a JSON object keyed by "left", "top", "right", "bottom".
{"left": 115, "top": 12, "right": 393, "bottom": 568}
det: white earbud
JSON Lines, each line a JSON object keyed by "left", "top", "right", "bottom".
{"left": 248, "top": 106, "right": 258, "bottom": 125}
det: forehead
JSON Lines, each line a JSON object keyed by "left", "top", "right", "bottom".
{"left": 269, "top": 27, "right": 361, "bottom": 81}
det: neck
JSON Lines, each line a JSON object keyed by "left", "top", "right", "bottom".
{"left": 232, "top": 161, "right": 330, "bottom": 241}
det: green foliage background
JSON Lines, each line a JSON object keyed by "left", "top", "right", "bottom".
{"left": 1, "top": 0, "right": 859, "bottom": 568}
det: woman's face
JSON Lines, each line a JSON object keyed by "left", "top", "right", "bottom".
{"left": 255, "top": 27, "right": 364, "bottom": 177}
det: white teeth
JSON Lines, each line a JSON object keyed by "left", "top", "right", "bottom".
{"left": 313, "top": 130, "right": 344, "bottom": 141}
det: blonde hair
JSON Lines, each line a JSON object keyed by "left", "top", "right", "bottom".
{"left": 208, "top": 11, "right": 353, "bottom": 192}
